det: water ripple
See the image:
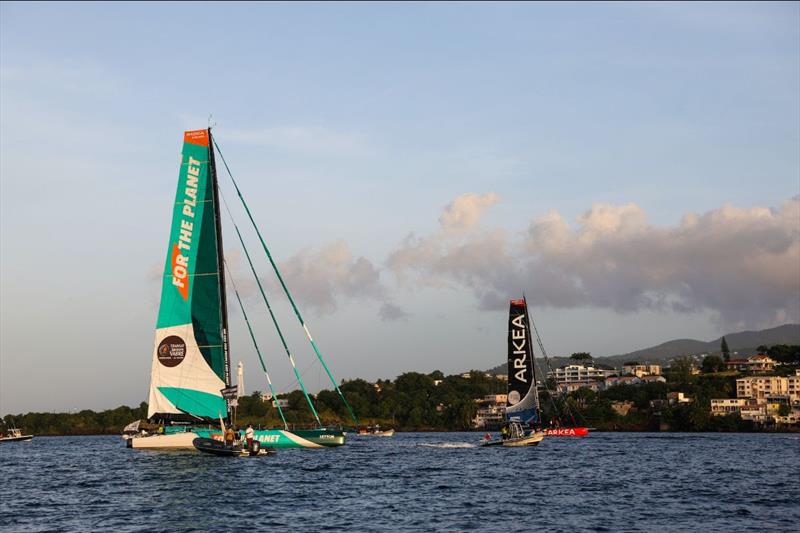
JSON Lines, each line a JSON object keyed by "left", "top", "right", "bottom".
{"left": 1, "top": 432, "right": 799, "bottom": 531}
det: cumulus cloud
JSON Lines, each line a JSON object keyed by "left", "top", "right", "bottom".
{"left": 274, "top": 241, "right": 385, "bottom": 314}
{"left": 388, "top": 194, "right": 800, "bottom": 329}
{"left": 439, "top": 192, "right": 500, "bottom": 232}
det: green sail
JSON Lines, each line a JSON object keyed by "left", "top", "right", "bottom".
{"left": 147, "top": 129, "right": 228, "bottom": 420}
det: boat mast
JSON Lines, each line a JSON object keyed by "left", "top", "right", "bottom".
{"left": 208, "top": 129, "right": 231, "bottom": 391}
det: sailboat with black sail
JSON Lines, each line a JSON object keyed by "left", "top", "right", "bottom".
{"left": 127, "top": 128, "right": 350, "bottom": 450}
{"left": 481, "top": 297, "right": 545, "bottom": 447}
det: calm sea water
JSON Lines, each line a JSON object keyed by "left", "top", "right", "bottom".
{"left": 1, "top": 432, "right": 798, "bottom": 532}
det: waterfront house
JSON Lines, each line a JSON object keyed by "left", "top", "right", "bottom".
{"left": 604, "top": 376, "right": 642, "bottom": 388}
{"left": 472, "top": 394, "right": 508, "bottom": 429}
{"left": 556, "top": 380, "right": 605, "bottom": 394}
{"left": 622, "top": 364, "right": 662, "bottom": 377}
{"left": 710, "top": 398, "right": 748, "bottom": 415}
{"left": 667, "top": 392, "right": 693, "bottom": 405}
{"left": 725, "top": 354, "right": 777, "bottom": 373}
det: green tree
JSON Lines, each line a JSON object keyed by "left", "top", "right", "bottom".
{"left": 766, "top": 344, "right": 800, "bottom": 365}
{"left": 778, "top": 403, "right": 791, "bottom": 417}
{"left": 721, "top": 337, "right": 730, "bottom": 362}
{"left": 570, "top": 352, "right": 592, "bottom": 361}
{"left": 701, "top": 355, "right": 725, "bottom": 374}
{"left": 667, "top": 356, "right": 697, "bottom": 386}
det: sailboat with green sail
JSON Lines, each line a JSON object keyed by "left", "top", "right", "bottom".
{"left": 128, "top": 128, "right": 355, "bottom": 450}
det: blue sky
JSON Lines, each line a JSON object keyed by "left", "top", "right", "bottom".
{"left": 1, "top": 2, "right": 798, "bottom": 414}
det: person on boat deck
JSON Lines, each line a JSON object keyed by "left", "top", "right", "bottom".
{"left": 500, "top": 424, "right": 509, "bottom": 439}
{"left": 245, "top": 425, "right": 254, "bottom": 449}
{"left": 224, "top": 426, "right": 235, "bottom": 446}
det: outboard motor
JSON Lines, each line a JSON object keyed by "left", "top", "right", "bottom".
{"left": 249, "top": 439, "right": 261, "bottom": 456}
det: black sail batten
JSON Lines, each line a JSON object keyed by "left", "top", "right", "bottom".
{"left": 208, "top": 129, "right": 231, "bottom": 390}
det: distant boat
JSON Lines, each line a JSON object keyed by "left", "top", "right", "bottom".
{"left": 357, "top": 425, "right": 395, "bottom": 437}
{"left": 480, "top": 297, "right": 545, "bottom": 447}
{"left": 126, "top": 128, "right": 351, "bottom": 450}
{"left": 0, "top": 428, "right": 33, "bottom": 443}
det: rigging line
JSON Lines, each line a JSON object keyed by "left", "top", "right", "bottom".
{"left": 224, "top": 262, "right": 289, "bottom": 430}
{"left": 213, "top": 137, "right": 358, "bottom": 425}
{"left": 278, "top": 357, "right": 320, "bottom": 394}
{"left": 218, "top": 189, "right": 322, "bottom": 426}
{"left": 529, "top": 312, "right": 583, "bottom": 426}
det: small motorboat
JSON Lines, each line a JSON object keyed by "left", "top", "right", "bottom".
{"left": 0, "top": 428, "right": 34, "bottom": 443}
{"left": 480, "top": 421, "right": 544, "bottom": 447}
{"left": 192, "top": 437, "right": 275, "bottom": 457}
{"left": 356, "top": 425, "right": 395, "bottom": 437}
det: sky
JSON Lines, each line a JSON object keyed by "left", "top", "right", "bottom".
{"left": 1, "top": 2, "right": 798, "bottom": 414}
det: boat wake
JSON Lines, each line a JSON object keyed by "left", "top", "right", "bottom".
{"left": 417, "top": 442, "right": 476, "bottom": 449}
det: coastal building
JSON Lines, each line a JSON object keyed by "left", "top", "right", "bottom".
{"left": 611, "top": 401, "right": 635, "bottom": 416}
{"left": 556, "top": 381, "right": 604, "bottom": 393}
{"left": 740, "top": 402, "right": 780, "bottom": 423}
{"left": 549, "top": 364, "right": 613, "bottom": 384}
{"left": 710, "top": 398, "right": 781, "bottom": 423}
{"left": 604, "top": 376, "right": 642, "bottom": 388}
{"left": 667, "top": 392, "right": 693, "bottom": 404}
{"left": 725, "top": 354, "right": 777, "bottom": 373}
{"left": 272, "top": 398, "right": 289, "bottom": 408}
{"left": 622, "top": 364, "right": 662, "bottom": 377}
{"left": 640, "top": 375, "right": 667, "bottom": 384}
{"left": 736, "top": 376, "right": 798, "bottom": 404}
{"left": 776, "top": 410, "right": 800, "bottom": 426}
{"left": 710, "top": 398, "right": 748, "bottom": 415}
{"left": 788, "top": 370, "right": 800, "bottom": 405}
{"left": 472, "top": 395, "right": 507, "bottom": 429}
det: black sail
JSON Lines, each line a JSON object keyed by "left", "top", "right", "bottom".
{"left": 506, "top": 298, "right": 539, "bottom": 424}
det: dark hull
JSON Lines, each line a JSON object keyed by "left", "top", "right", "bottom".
{"left": 192, "top": 437, "right": 274, "bottom": 457}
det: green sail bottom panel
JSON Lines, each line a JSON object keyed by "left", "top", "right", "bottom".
{"left": 158, "top": 387, "right": 228, "bottom": 419}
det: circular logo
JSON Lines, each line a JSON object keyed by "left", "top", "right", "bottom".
{"left": 508, "top": 390, "right": 521, "bottom": 405}
{"left": 157, "top": 335, "right": 186, "bottom": 367}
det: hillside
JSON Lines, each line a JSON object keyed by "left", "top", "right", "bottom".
{"left": 486, "top": 323, "right": 800, "bottom": 373}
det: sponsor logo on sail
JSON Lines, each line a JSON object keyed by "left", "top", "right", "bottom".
{"left": 171, "top": 155, "right": 202, "bottom": 300}
{"left": 511, "top": 313, "right": 527, "bottom": 383}
{"left": 157, "top": 335, "right": 186, "bottom": 367}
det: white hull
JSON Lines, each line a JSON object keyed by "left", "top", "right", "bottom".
{"left": 502, "top": 431, "right": 545, "bottom": 447}
{"left": 127, "top": 432, "right": 197, "bottom": 449}
{"left": 0, "top": 435, "right": 34, "bottom": 442}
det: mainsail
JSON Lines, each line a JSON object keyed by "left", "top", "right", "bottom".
{"left": 506, "top": 298, "right": 540, "bottom": 425}
{"left": 147, "top": 129, "right": 229, "bottom": 421}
